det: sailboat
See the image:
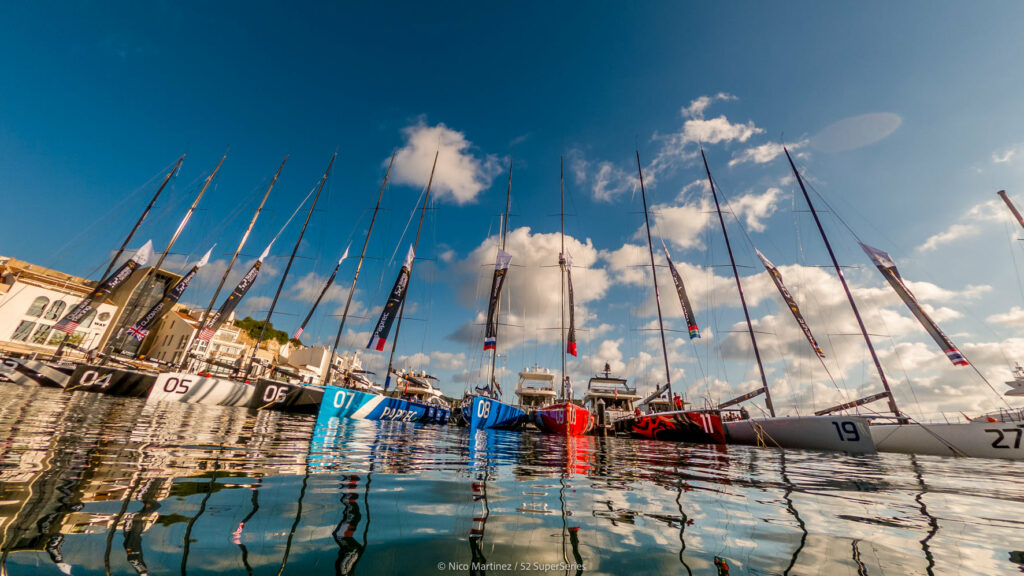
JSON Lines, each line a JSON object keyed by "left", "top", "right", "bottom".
{"left": 0, "top": 155, "right": 184, "bottom": 392}
{"left": 697, "top": 148, "right": 877, "bottom": 453}
{"left": 861, "top": 189, "right": 1024, "bottom": 460}
{"left": 464, "top": 161, "right": 529, "bottom": 429}
{"left": 149, "top": 156, "right": 329, "bottom": 411}
{"left": 316, "top": 150, "right": 451, "bottom": 426}
{"left": 59, "top": 155, "right": 225, "bottom": 397}
{"left": 533, "top": 157, "right": 594, "bottom": 436}
{"left": 611, "top": 151, "right": 727, "bottom": 444}
{"left": 779, "top": 149, "right": 1024, "bottom": 460}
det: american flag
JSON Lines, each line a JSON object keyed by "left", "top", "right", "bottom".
{"left": 127, "top": 325, "right": 149, "bottom": 341}
{"left": 197, "top": 327, "right": 215, "bottom": 341}
{"left": 54, "top": 321, "right": 78, "bottom": 334}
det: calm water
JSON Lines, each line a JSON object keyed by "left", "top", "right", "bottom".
{"left": 0, "top": 387, "right": 1022, "bottom": 575}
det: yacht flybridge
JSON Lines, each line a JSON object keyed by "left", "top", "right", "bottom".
{"left": 582, "top": 364, "right": 641, "bottom": 428}
{"left": 514, "top": 365, "right": 558, "bottom": 409}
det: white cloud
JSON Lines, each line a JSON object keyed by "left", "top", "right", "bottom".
{"left": 728, "top": 140, "right": 807, "bottom": 167}
{"left": 566, "top": 151, "right": 637, "bottom": 203}
{"left": 725, "top": 187, "right": 784, "bottom": 232}
{"left": 639, "top": 185, "right": 783, "bottom": 250}
{"left": 430, "top": 351, "right": 467, "bottom": 370}
{"left": 992, "top": 145, "right": 1019, "bottom": 164}
{"left": 390, "top": 121, "right": 503, "bottom": 205}
{"left": 396, "top": 352, "right": 430, "bottom": 369}
{"left": 917, "top": 223, "right": 981, "bottom": 252}
{"left": 915, "top": 197, "right": 1015, "bottom": 252}
{"left": 680, "top": 93, "right": 736, "bottom": 119}
{"left": 448, "top": 226, "right": 611, "bottom": 352}
{"left": 592, "top": 162, "right": 637, "bottom": 202}
{"left": 988, "top": 306, "right": 1024, "bottom": 326}
{"left": 289, "top": 269, "right": 349, "bottom": 305}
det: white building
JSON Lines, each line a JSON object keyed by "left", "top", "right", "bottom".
{"left": 141, "top": 305, "right": 247, "bottom": 373}
{"left": 0, "top": 256, "right": 117, "bottom": 358}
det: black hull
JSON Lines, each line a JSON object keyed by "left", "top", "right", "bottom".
{"left": 251, "top": 378, "right": 324, "bottom": 415}
{"left": 66, "top": 364, "right": 155, "bottom": 398}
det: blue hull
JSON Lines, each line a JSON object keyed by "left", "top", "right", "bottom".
{"left": 316, "top": 385, "right": 450, "bottom": 428}
{"left": 468, "top": 396, "right": 527, "bottom": 430}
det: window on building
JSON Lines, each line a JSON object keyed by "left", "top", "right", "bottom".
{"left": 30, "top": 324, "right": 52, "bottom": 344}
{"left": 11, "top": 321, "right": 35, "bottom": 341}
{"left": 47, "top": 331, "right": 68, "bottom": 346}
{"left": 80, "top": 309, "right": 97, "bottom": 328}
{"left": 26, "top": 296, "right": 48, "bottom": 317}
{"left": 177, "top": 334, "right": 188, "bottom": 349}
{"left": 172, "top": 351, "right": 181, "bottom": 364}
{"left": 44, "top": 300, "right": 66, "bottom": 320}
{"left": 67, "top": 331, "right": 85, "bottom": 346}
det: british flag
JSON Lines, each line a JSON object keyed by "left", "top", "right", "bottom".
{"left": 127, "top": 325, "right": 149, "bottom": 341}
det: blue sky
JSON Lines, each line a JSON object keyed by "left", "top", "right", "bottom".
{"left": 3, "top": 2, "right": 1024, "bottom": 417}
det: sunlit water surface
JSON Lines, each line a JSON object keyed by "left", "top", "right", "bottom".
{"left": 0, "top": 387, "right": 1022, "bottom": 575}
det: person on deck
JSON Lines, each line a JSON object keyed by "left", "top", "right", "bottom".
{"left": 673, "top": 394, "right": 683, "bottom": 410}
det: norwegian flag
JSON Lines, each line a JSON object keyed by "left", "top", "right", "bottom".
{"left": 127, "top": 325, "right": 149, "bottom": 341}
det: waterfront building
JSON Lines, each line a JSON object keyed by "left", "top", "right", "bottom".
{"left": 0, "top": 256, "right": 117, "bottom": 359}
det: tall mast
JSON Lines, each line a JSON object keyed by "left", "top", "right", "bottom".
{"left": 635, "top": 151, "right": 674, "bottom": 403}
{"left": 245, "top": 153, "right": 335, "bottom": 378}
{"left": 384, "top": 151, "right": 439, "bottom": 384}
{"left": 701, "top": 148, "right": 775, "bottom": 417}
{"left": 998, "top": 190, "right": 1024, "bottom": 231}
{"left": 784, "top": 148, "right": 901, "bottom": 417}
{"left": 559, "top": 156, "right": 567, "bottom": 400}
{"left": 101, "top": 155, "right": 185, "bottom": 280}
{"left": 323, "top": 151, "right": 396, "bottom": 386}
{"left": 195, "top": 157, "right": 287, "bottom": 354}
{"left": 111, "top": 155, "right": 225, "bottom": 354}
{"left": 487, "top": 159, "right": 513, "bottom": 397}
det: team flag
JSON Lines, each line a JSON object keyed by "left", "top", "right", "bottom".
{"left": 755, "top": 249, "right": 825, "bottom": 358}
{"left": 367, "top": 245, "right": 414, "bottom": 352}
{"left": 662, "top": 240, "right": 700, "bottom": 339}
{"left": 563, "top": 251, "right": 577, "bottom": 356}
{"left": 124, "top": 247, "right": 212, "bottom": 345}
{"left": 860, "top": 242, "right": 969, "bottom": 366}
{"left": 197, "top": 242, "right": 271, "bottom": 342}
{"left": 54, "top": 241, "right": 153, "bottom": 334}
{"left": 483, "top": 249, "right": 512, "bottom": 351}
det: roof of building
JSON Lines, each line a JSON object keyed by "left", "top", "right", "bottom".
{"left": 174, "top": 310, "right": 201, "bottom": 328}
{"left": 0, "top": 256, "right": 97, "bottom": 296}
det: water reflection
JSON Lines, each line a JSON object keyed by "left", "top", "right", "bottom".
{"left": 0, "top": 386, "right": 1023, "bottom": 575}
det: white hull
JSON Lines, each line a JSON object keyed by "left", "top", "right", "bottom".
{"left": 870, "top": 421, "right": 1024, "bottom": 461}
{"left": 724, "top": 415, "right": 876, "bottom": 454}
{"left": 149, "top": 372, "right": 254, "bottom": 407}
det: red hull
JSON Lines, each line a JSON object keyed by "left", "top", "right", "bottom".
{"left": 533, "top": 402, "right": 594, "bottom": 436}
{"left": 613, "top": 410, "right": 725, "bottom": 444}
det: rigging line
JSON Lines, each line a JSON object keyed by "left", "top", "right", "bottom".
{"left": 710, "top": 165, "right": 841, "bottom": 405}
{"left": 389, "top": 179, "right": 431, "bottom": 267}
{"left": 46, "top": 157, "right": 182, "bottom": 271}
